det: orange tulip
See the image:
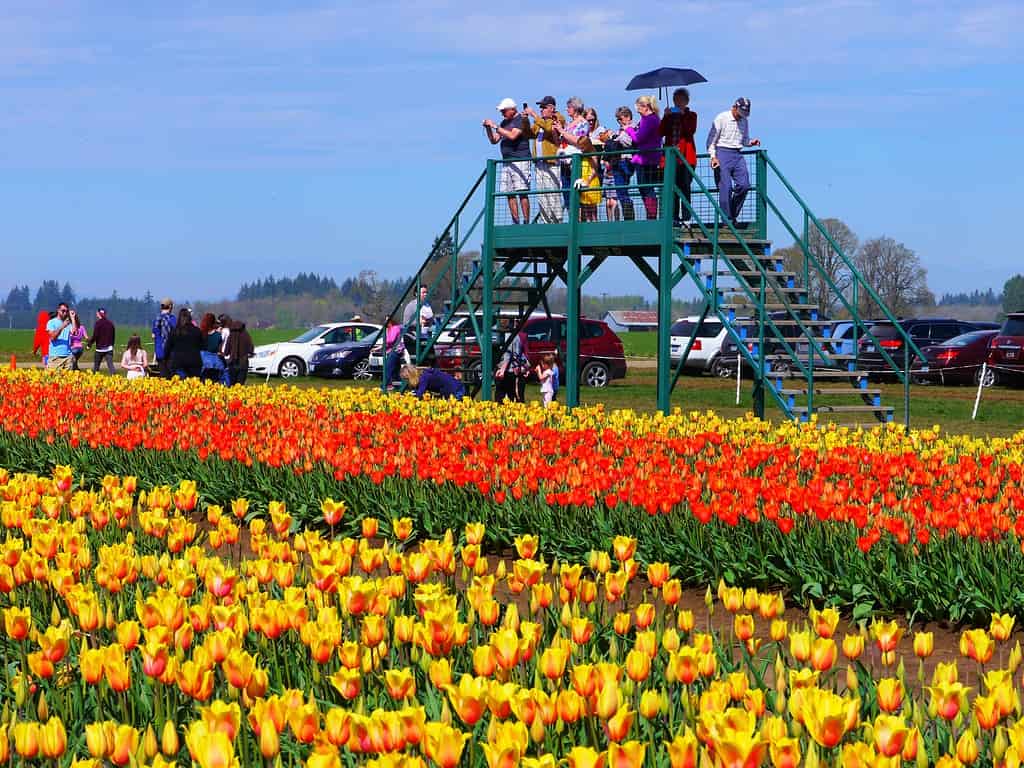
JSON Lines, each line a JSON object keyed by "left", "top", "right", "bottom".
{"left": 566, "top": 746, "right": 606, "bottom": 768}
{"left": 39, "top": 717, "right": 67, "bottom": 759}
{"left": 424, "top": 722, "right": 471, "bottom": 768}
{"left": 3, "top": 606, "right": 31, "bottom": 640}
{"left": 609, "top": 741, "right": 645, "bottom": 768}
{"left": 876, "top": 677, "right": 904, "bottom": 713}
{"left": 384, "top": 668, "right": 416, "bottom": 701}
{"left": 913, "top": 631, "right": 934, "bottom": 658}
{"left": 625, "top": 649, "right": 651, "bottom": 683}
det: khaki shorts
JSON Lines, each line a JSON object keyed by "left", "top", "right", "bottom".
{"left": 501, "top": 161, "right": 531, "bottom": 194}
{"left": 46, "top": 355, "right": 73, "bottom": 371}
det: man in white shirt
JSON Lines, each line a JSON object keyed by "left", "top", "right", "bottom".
{"left": 706, "top": 98, "right": 760, "bottom": 228}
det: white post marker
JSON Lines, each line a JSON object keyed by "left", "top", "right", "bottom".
{"left": 736, "top": 354, "right": 742, "bottom": 405}
{"left": 972, "top": 362, "right": 987, "bottom": 420}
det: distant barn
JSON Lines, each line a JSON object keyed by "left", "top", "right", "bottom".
{"left": 602, "top": 310, "right": 658, "bottom": 333}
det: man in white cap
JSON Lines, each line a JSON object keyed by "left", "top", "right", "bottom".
{"left": 706, "top": 97, "right": 760, "bottom": 228}
{"left": 483, "top": 98, "right": 531, "bottom": 224}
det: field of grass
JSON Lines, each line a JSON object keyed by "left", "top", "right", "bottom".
{"left": 0, "top": 326, "right": 301, "bottom": 359}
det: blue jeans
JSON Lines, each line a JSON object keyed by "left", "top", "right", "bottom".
{"left": 612, "top": 160, "right": 635, "bottom": 220}
{"left": 200, "top": 351, "right": 230, "bottom": 385}
{"left": 385, "top": 350, "right": 402, "bottom": 386}
{"left": 715, "top": 147, "right": 749, "bottom": 222}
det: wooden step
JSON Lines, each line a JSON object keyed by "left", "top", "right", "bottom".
{"left": 732, "top": 318, "right": 832, "bottom": 327}
{"left": 775, "top": 369, "right": 869, "bottom": 379}
{"left": 793, "top": 404, "right": 894, "bottom": 414}
{"left": 778, "top": 388, "right": 882, "bottom": 396}
{"left": 720, "top": 302, "right": 819, "bottom": 311}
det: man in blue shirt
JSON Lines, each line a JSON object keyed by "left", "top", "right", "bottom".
{"left": 46, "top": 303, "right": 74, "bottom": 370}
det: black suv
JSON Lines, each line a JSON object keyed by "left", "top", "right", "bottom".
{"left": 856, "top": 318, "right": 998, "bottom": 375}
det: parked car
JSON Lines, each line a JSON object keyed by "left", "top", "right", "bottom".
{"left": 987, "top": 312, "right": 1024, "bottom": 385}
{"left": 827, "top": 320, "right": 881, "bottom": 356}
{"left": 856, "top": 318, "right": 993, "bottom": 376}
{"left": 436, "top": 314, "right": 627, "bottom": 388}
{"left": 910, "top": 330, "right": 999, "bottom": 386}
{"left": 308, "top": 329, "right": 381, "bottom": 380}
{"left": 712, "top": 312, "right": 842, "bottom": 377}
{"left": 669, "top": 317, "right": 727, "bottom": 374}
{"left": 249, "top": 322, "right": 381, "bottom": 378}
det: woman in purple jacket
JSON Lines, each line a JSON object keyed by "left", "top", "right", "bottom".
{"left": 631, "top": 95, "right": 663, "bottom": 220}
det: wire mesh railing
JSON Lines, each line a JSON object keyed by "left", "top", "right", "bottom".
{"left": 488, "top": 149, "right": 762, "bottom": 228}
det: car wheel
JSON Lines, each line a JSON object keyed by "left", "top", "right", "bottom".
{"left": 581, "top": 361, "right": 611, "bottom": 388}
{"left": 770, "top": 360, "right": 792, "bottom": 376}
{"left": 278, "top": 356, "right": 306, "bottom": 378}
{"left": 911, "top": 374, "right": 932, "bottom": 386}
{"left": 711, "top": 357, "right": 733, "bottom": 378}
{"left": 352, "top": 359, "right": 372, "bottom": 381}
{"left": 975, "top": 366, "right": 997, "bottom": 388}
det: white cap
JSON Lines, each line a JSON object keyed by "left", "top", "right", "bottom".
{"left": 496, "top": 97, "right": 517, "bottom": 111}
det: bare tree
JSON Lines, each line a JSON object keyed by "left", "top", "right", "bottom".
{"left": 853, "top": 237, "right": 934, "bottom": 318}
{"left": 777, "top": 218, "right": 856, "bottom": 317}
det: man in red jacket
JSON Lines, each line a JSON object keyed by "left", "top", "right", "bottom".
{"left": 661, "top": 88, "right": 698, "bottom": 226}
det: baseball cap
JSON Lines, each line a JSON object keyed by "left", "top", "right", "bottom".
{"left": 733, "top": 97, "right": 751, "bottom": 117}
{"left": 536, "top": 96, "right": 556, "bottom": 107}
{"left": 496, "top": 97, "right": 517, "bottom": 111}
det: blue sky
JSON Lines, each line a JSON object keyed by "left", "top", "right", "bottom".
{"left": 1, "top": 0, "right": 1022, "bottom": 303}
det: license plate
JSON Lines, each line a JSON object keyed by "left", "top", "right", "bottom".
{"left": 863, "top": 344, "right": 875, "bottom": 352}
{"left": 919, "top": 366, "right": 929, "bottom": 372}
{"left": 1008, "top": 351, "right": 1019, "bottom": 360}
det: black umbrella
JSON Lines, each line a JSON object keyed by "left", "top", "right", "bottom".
{"left": 626, "top": 67, "right": 707, "bottom": 100}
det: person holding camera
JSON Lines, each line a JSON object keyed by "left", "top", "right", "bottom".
{"left": 521, "top": 96, "right": 565, "bottom": 223}
{"left": 45, "top": 302, "right": 74, "bottom": 370}
{"left": 484, "top": 98, "right": 532, "bottom": 225}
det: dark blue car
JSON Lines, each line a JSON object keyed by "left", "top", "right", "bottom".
{"left": 308, "top": 329, "right": 380, "bottom": 380}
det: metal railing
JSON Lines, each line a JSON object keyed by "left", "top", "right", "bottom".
{"left": 487, "top": 149, "right": 763, "bottom": 228}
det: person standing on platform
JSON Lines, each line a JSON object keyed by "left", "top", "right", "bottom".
{"left": 661, "top": 88, "right": 698, "bottom": 225}
{"left": 706, "top": 97, "right": 760, "bottom": 228}
{"left": 483, "top": 98, "right": 532, "bottom": 224}
{"left": 631, "top": 95, "right": 663, "bottom": 220}
{"left": 522, "top": 96, "right": 566, "bottom": 223}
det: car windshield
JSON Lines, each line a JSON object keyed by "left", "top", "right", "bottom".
{"left": 1002, "top": 318, "right": 1024, "bottom": 336}
{"left": 290, "top": 326, "right": 330, "bottom": 344}
{"left": 939, "top": 331, "right": 990, "bottom": 347}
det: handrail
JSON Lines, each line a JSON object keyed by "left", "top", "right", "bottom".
{"left": 762, "top": 153, "right": 928, "bottom": 367}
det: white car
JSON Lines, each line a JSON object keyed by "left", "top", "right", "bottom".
{"left": 249, "top": 322, "right": 381, "bottom": 378}
{"left": 669, "top": 316, "right": 730, "bottom": 375}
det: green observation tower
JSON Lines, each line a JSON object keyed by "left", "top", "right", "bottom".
{"left": 382, "top": 147, "right": 924, "bottom": 427}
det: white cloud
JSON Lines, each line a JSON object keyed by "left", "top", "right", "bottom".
{"left": 954, "top": 3, "right": 1024, "bottom": 48}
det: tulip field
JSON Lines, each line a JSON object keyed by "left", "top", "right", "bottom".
{"left": 3, "top": 370, "right": 1024, "bottom": 765}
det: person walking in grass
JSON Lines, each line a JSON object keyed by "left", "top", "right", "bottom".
{"left": 86, "top": 307, "right": 116, "bottom": 374}
{"left": 152, "top": 298, "right": 177, "bottom": 378}
{"left": 69, "top": 309, "right": 87, "bottom": 370}
{"left": 46, "top": 302, "right": 74, "bottom": 370}
{"left": 33, "top": 310, "right": 51, "bottom": 364}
